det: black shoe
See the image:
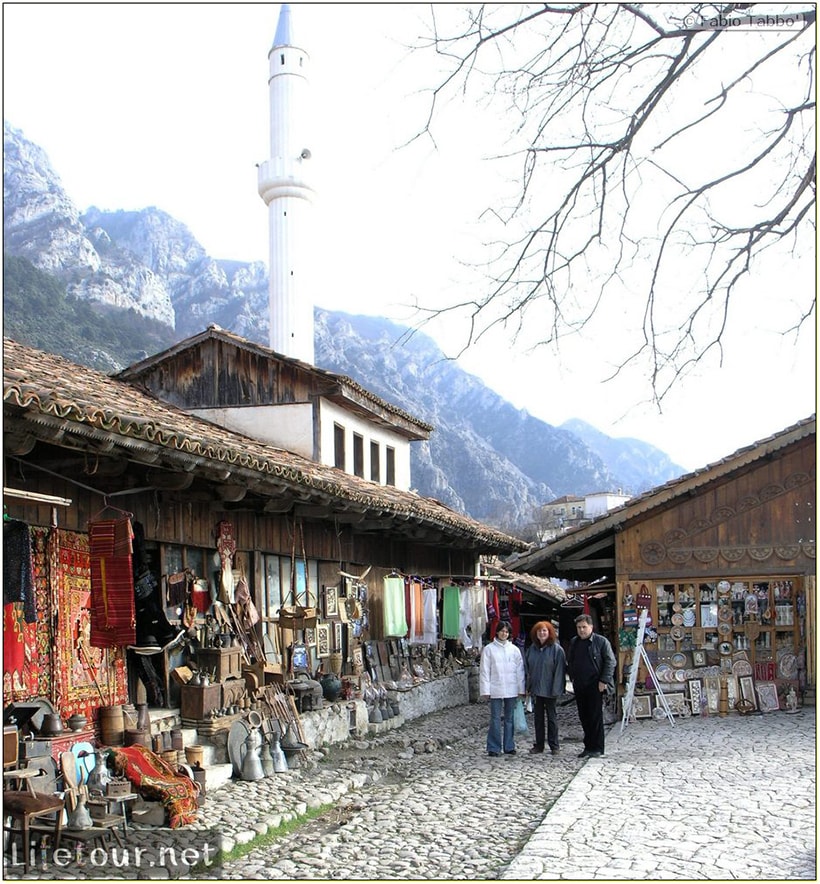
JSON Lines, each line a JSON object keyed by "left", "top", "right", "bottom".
{"left": 488, "top": 751, "right": 500, "bottom": 757}
{"left": 577, "top": 750, "right": 590, "bottom": 758}
{"left": 588, "top": 751, "right": 604, "bottom": 758}
{"left": 505, "top": 750, "right": 517, "bottom": 755}
{"left": 529, "top": 746, "right": 544, "bottom": 754}
{"left": 550, "top": 748, "right": 561, "bottom": 755}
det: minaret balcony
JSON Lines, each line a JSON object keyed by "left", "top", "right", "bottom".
{"left": 258, "top": 161, "right": 315, "bottom": 205}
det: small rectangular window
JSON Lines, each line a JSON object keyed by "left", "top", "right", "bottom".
{"left": 386, "top": 446, "right": 396, "bottom": 486}
{"left": 334, "top": 424, "right": 345, "bottom": 470}
{"left": 370, "top": 441, "right": 380, "bottom": 482}
{"left": 353, "top": 434, "right": 364, "bottom": 477}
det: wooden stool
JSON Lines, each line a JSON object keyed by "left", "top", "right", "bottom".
{"left": 3, "top": 791, "right": 64, "bottom": 871}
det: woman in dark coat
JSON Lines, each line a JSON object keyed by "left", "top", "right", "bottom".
{"left": 524, "top": 620, "right": 567, "bottom": 754}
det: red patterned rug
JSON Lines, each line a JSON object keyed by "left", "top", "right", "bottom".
{"left": 110, "top": 745, "right": 200, "bottom": 828}
{"left": 4, "top": 527, "right": 127, "bottom": 719}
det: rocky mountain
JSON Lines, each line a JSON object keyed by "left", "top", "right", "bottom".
{"left": 3, "top": 121, "right": 686, "bottom": 533}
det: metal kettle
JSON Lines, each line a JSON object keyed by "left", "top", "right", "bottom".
{"left": 239, "top": 726, "right": 264, "bottom": 782}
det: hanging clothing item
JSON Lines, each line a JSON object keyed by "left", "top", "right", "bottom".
{"left": 216, "top": 520, "right": 236, "bottom": 604}
{"left": 460, "top": 585, "right": 490, "bottom": 649}
{"left": 488, "top": 587, "right": 501, "bottom": 640}
{"left": 408, "top": 580, "right": 424, "bottom": 642}
{"left": 459, "top": 587, "right": 472, "bottom": 648}
{"left": 3, "top": 519, "right": 37, "bottom": 623}
{"left": 419, "top": 587, "right": 438, "bottom": 644}
{"left": 89, "top": 517, "right": 136, "bottom": 648}
{"left": 383, "top": 576, "right": 408, "bottom": 637}
{"left": 441, "top": 584, "right": 461, "bottom": 639}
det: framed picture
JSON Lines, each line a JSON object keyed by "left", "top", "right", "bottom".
{"left": 692, "top": 649, "right": 708, "bottom": 668}
{"left": 333, "top": 621, "right": 344, "bottom": 652}
{"left": 665, "top": 692, "right": 687, "bottom": 716}
{"left": 756, "top": 682, "right": 779, "bottom": 713}
{"left": 687, "top": 679, "right": 703, "bottom": 715}
{"left": 739, "top": 675, "right": 758, "bottom": 710}
{"left": 633, "top": 695, "right": 652, "bottom": 719}
{"left": 316, "top": 623, "right": 331, "bottom": 658}
{"left": 323, "top": 585, "right": 339, "bottom": 618}
{"left": 352, "top": 645, "right": 364, "bottom": 673}
{"left": 304, "top": 627, "right": 316, "bottom": 647}
{"left": 704, "top": 676, "right": 720, "bottom": 713}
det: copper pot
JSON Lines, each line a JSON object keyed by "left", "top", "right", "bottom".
{"left": 39, "top": 713, "right": 64, "bottom": 737}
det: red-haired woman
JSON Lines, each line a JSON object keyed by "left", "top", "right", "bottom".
{"left": 524, "top": 620, "right": 567, "bottom": 754}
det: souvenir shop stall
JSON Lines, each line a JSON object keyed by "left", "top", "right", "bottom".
{"left": 619, "top": 576, "right": 809, "bottom": 719}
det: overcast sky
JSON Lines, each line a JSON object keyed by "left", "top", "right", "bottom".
{"left": 3, "top": 3, "right": 815, "bottom": 473}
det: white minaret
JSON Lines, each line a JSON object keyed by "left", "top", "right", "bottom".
{"left": 258, "top": 3, "right": 315, "bottom": 364}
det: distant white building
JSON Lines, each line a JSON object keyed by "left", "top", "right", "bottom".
{"left": 536, "top": 490, "right": 631, "bottom": 542}
{"left": 583, "top": 490, "right": 630, "bottom": 519}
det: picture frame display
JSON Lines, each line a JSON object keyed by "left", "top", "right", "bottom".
{"left": 756, "top": 681, "right": 779, "bottom": 713}
{"left": 316, "top": 623, "right": 331, "bottom": 658}
{"left": 739, "top": 675, "right": 758, "bottom": 710}
{"left": 633, "top": 695, "right": 652, "bottom": 719}
{"left": 692, "top": 649, "right": 707, "bottom": 668}
{"left": 687, "top": 679, "right": 703, "bottom": 715}
{"left": 323, "top": 585, "right": 340, "bottom": 619}
{"left": 665, "top": 692, "right": 687, "bottom": 716}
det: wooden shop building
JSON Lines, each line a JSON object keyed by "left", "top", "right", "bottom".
{"left": 508, "top": 416, "right": 816, "bottom": 718}
{"left": 3, "top": 329, "right": 528, "bottom": 743}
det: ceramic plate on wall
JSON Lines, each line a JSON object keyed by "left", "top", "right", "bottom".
{"left": 671, "top": 653, "right": 687, "bottom": 668}
{"left": 670, "top": 626, "right": 685, "bottom": 641}
{"left": 732, "top": 660, "right": 752, "bottom": 677}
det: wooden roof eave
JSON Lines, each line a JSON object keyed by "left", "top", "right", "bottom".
{"left": 509, "top": 415, "right": 816, "bottom": 575}
{"left": 6, "top": 406, "right": 524, "bottom": 553}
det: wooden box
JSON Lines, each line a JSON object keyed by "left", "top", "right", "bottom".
{"left": 195, "top": 647, "right": 242, "bottom": 683}
{"left": 180, "top": 683, "right": 222, "bottom": 721}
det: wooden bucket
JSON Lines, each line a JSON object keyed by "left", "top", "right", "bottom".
{"left": 98, "top": 705, "right": 125, "bottom": 746}
{"left": 185, "top": 744, "right": 204, "bottom": 767}
{"left": 162, "top": 749, "right": 180, "bottom": 767}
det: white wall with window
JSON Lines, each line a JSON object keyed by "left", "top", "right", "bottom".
{"left": 319, "top": 399, "right": 411, "bottom": 489}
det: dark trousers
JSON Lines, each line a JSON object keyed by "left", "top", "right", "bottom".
{"left": 574, "top": 682, "right": 605, "bottom": 753}
{"left": 533, "top": 696, "right": 559, "bottom": 750}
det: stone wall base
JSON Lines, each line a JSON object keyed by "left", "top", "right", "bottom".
{"left": 299, "top": 671, "right": 469, "bottom": 749}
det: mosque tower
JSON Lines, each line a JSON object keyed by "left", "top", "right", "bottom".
{"left": 258, "top": 3, "right": 316, "bottom": 364}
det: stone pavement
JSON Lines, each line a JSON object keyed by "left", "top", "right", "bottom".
{"left": 4, "top": 700, "right": 815, "bottom": 880}
{"left": 504, "top": 707, "right": 817, "bottom": 881}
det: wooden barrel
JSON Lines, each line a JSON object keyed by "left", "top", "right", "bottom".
{"left": 162, "top": 749, "right": 180, "bottom": 767}
{"left": 98, "top": 705, "right": 124, "bottom": 746}
{"left": 124, "top": 729, "right": 151, "bottom": 748}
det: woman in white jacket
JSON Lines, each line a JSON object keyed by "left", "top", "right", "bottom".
{"left": 478, "top": 621, "right": 526, "bottom": 756}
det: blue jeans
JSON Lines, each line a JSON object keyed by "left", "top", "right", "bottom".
{"left": 487, "top": 697, "right": 517, "bottom": 754}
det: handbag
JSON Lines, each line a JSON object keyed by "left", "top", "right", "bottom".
{"left": 513, "top": 698, "right": 528, "bottom": 734}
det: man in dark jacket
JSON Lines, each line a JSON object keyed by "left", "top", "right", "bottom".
{"left": 567, "top": 613, "right": 616, "bottom": 758}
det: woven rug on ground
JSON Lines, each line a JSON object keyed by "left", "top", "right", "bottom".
{"left": 110, "top": 745, "right": 199, "bottom": 828}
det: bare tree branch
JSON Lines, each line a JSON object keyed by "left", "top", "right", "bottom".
{"left": 407, "top": 3, "right": 816, "bottom": 404}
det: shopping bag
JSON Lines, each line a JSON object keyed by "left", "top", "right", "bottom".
{"left": 513, "top": 698, "right": 528, "bottom": 734}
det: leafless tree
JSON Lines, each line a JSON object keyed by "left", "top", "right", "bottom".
{"left": 411, "top": 3, "right": 815, "bottom": 405}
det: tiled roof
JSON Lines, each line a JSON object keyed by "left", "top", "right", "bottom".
{"left": 3, "top": 337, "right": 526, "bottom": 553}
{"left": 509, "top": 414, "right": 816, "bottom": 572}
{"left": 115, "top": 325, "right": 434, "bottom": 434}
